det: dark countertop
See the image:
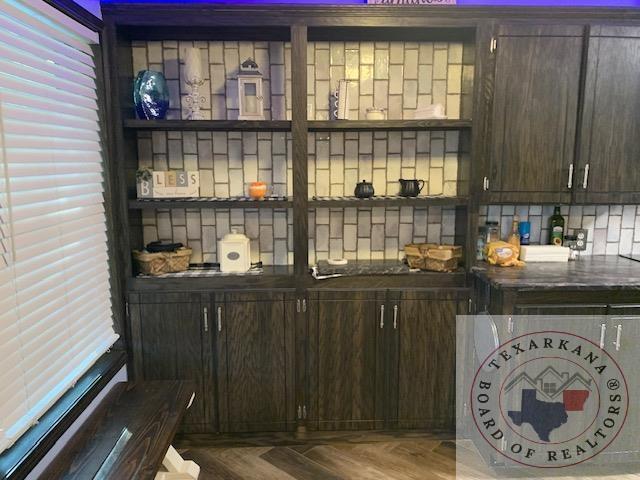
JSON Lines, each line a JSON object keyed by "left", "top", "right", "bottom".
{"left": 472, "top": 255, "right": 640, "bottom": 290}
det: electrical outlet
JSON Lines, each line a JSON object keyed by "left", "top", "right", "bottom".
{"left": 574, "top": 229, "right": 588, "bottom": 251}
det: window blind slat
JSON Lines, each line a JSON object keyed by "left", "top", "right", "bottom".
{"left": 0, "top": 0, "right": 116, "bottom": 453}
{"left": 0, "top": 91, "right": 98, "bottom": 121}
{"left": 1, "top": 2, "right": 95, "bottom": 54}
{"left": 0, "top": 22, "right": 94, "bottom": 77}
{"left": 2, "top": 104, "right": 99, "bottom": 133}
{"left": 0, "top": 42, "right": 95, "bottom": 91}
{"left": 6, "top": 149, "right": 102, "bottom": 164}
{"left": 0, "top": 74, "right": 97, "bottom": 112}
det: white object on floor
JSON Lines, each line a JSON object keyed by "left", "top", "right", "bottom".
{"left": 327, "top": 258, "right": 348, "bottom": 266}
{"left": 155, "top": 445, "right": 200, "bottom": 480}
{"left": 520, "top": 245, "right": 570, "bottom": 262}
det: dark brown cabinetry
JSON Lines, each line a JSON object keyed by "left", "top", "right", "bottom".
{"left": 216, "top": 292, "right": 296, "bottom": 433}
{"left": 576, "top": 26, "right": 640, "bottom": 204}
{"left": 128, "top": 293, "right": 211, "bottom": 432}
{"left": 307, "top": 291, "right": 386, "bottom": 430}
{"left": 307, "top": 289, "right": 465, "bottom": 431}
{"left": 387, "top": 291, "right": 466, "bottom": 430}
{"left": 486, "top": 25, "right": 584, "bottom": 204}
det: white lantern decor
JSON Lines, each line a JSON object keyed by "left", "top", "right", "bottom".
{"left": 237, "top": 58, "right": 264, "bottom": 120}
{"left": 183, "top": 46, "right": 205, "bottom": 120}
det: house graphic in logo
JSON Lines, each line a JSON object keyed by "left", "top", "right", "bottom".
{"left": 504, "top": 367, "right": 592, "bottom": 442}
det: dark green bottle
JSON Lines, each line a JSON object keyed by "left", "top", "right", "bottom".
{"left": 549, "top": 206, "right": 565, "bottom": 246}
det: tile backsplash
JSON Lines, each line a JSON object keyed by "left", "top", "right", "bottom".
{"left": 308, "top": 130, "right": 460, "bottom": 198}
{"left": 480, "top": 205, "right": 640, "bottom": 256}
{"left": 307, "top": 40, "right": 474, "bottom": 120}
{"left": 309, "top": 206, "right": 456, "bottom": 264}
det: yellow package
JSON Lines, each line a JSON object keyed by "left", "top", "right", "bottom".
{"left": 485, "top": 241, "right": 525, "bottom": 267}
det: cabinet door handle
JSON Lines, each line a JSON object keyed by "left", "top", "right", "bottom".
{"left": 217, "top": 306, "right": 222, "bottom": 332}
{"left": 303, "top": 299, "right": 307, "bottom": 312}
{"left": 567, "top": 163, "right": 574, "bottom": 189}
{"left": 599, "top": 323, "right": 607, "bottom": 349}
{"left": 380, "top": 305, "right": 385, "bottom": 329}
{"left": 296, "top": 299, "right": 301, "bottom": 313}
{"left": 583, "top": 164, "right": 590, "bottom": 189}
{"left": 203, "top": 307, "right": 209, "bottom": 332}
{"left": 614, "top": 324, "right": 622, "bottom": 351}
{"left": 393, "top": 305, "right": 398, "bottom": 329}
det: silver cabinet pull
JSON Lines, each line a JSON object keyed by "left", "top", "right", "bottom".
{"left": 567, "top": 163, "right": 574, "bottom": 188}
{"left": 614, "top": 324, "right": 622, "bottom": 351}
{"left": 482, "top": 176, "right": 489, "bottom": 191}
{"left": 380, "top": 305, "right": 385, "bottom": 329}
{"left": 296, "top": 299, "right": 301, "bottom": 313}
{"left": 303, "top": 299, "right": 307, "bottom": 312}
{"left": 203, "top": 307, "right": 208, "bottom": 332}
{"left": 217, "top": 306, "right": 222, "bottom": 332}
{"left": 393, "top": 305, "right": 398, "bottom": 329}
{"left": 583, "top": 164, "right": 590, "bottom": 189}
{"left": 599, "top": 323, "right": 607, "bottom": 349}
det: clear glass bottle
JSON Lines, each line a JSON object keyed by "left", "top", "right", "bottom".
{"left": 485, "top": 221, "right": 500, "bottom": 244}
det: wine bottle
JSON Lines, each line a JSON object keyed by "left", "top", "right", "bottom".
{"left": 549, "top": 206, "right": 565, "bottom": 246}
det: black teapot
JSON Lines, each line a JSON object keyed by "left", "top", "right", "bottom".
{"left": 399, "top": 178, "right": 425, "bottom": 197}
{"left": 354, "top": 180, "right": 375, "bottom": 198}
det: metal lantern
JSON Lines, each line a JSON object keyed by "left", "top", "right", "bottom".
{"left": 237, "top": 58, "right": 264, "bottom": 120}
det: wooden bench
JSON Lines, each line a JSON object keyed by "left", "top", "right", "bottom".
{"left": 42, "top": 381, "right": 199, "bottom": 480}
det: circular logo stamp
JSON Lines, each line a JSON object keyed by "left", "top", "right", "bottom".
{"left": 471, "top": 331, "right": 628, "bottom": 468}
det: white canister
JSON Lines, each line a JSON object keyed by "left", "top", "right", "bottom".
{"left": 218, "top": 229, "right": 251, "bottom": 273}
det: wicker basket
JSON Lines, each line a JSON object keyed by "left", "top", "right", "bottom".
{"left": 404, "top": 243, "right": 462, "bottom": 272}
{"left": 133, "top": 247, "right": 192, "bottom": 276}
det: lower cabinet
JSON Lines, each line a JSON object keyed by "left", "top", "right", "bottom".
{"left": 128, "top": 293, "right": 211, "bottom": 433}
{"left": 215, "top": 292, "right": 296, "bottom": 433}
{"left": 388, "top": 291, "right": 467, "bottom": 430}
{"left": 307, "top": 289, "right": 466, "bottom": 431}
{"left": 130, "top": 288, "right": 467, "bottom": 434}
{"left": 307, "top": 291, "right": 386, "bottom": 430}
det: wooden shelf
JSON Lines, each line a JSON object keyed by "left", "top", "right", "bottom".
{"left": 124, "top": 119, "right": 291, "bottom": 131}
{"left": 308, "top": 119, "right": 471, "bottom": 132}
{"left": 308, "top": 196, "right": 468, "bottom": 208}
{"left": 129, "top": 197, "right": 293, "bottom": 209}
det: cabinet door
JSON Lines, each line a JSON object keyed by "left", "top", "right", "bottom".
{"left": 602, "top": 305, "right": 640, "bottom": 461}
{"left": 577, "top": 27, "right": 640, "bottom": 203}
{"left": 307, "top": 291, "right": 385, "bottom": 430}
{"left": 513, "top": 303, "right": 608, "bottom": 345}
{"left": 130, "top": 293, "right": 209, "bottom": 432}
{"left": 388, "top": 291, "right": 465, "bottom": 430}
{"left": 488, "top": 25, "right": 583, "bottom": 203}
{"left": 216, "top": 292, "right": 295, "bottom": 433}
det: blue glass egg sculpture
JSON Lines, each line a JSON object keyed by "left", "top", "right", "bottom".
{"left": 133, "top": 70, "right": 170, "bottom": 120}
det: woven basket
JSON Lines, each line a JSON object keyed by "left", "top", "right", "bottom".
{"left": 133, "top": 247, "right": 192, "bottom": 276}
{"left": 404, "top": 243, "right": 462, "bottom": 272}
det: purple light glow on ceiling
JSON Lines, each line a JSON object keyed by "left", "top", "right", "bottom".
{"left": 101, "top": 0, "right": 640, "bottom": 5}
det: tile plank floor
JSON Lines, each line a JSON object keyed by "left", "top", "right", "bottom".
{"left": 175, "top": 432, "right": 640, "bottom": 480}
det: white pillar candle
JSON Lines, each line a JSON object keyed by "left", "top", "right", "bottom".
{"left": 184, "top": 47, "right": 203, "bottom": 85}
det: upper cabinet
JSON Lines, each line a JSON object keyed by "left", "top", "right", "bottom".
{"left": 485, "top": 25, "right": 584, "bottom": 204}
{"left": 576, "top": 26, "right": 640, "bottom": 204}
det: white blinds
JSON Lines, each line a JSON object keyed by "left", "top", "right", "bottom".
{"left": 0, "top": 0, "right": 118, "bottom": 453}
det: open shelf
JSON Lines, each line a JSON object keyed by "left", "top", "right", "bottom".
{"left": 129, "top": 197, "right": 293, "bottom": 209}
{"left": 124, "top": 119, "right": 291, "bottom": 132}
{"left": 308, "top": 119, "right": 471, "bottom": 132}
{"left": 308, "top": 196, "right": 467, "bottom": 208}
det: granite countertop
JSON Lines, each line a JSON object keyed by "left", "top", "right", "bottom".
{"left": 472, "top": 255, "right": 640, "bottom": 290}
